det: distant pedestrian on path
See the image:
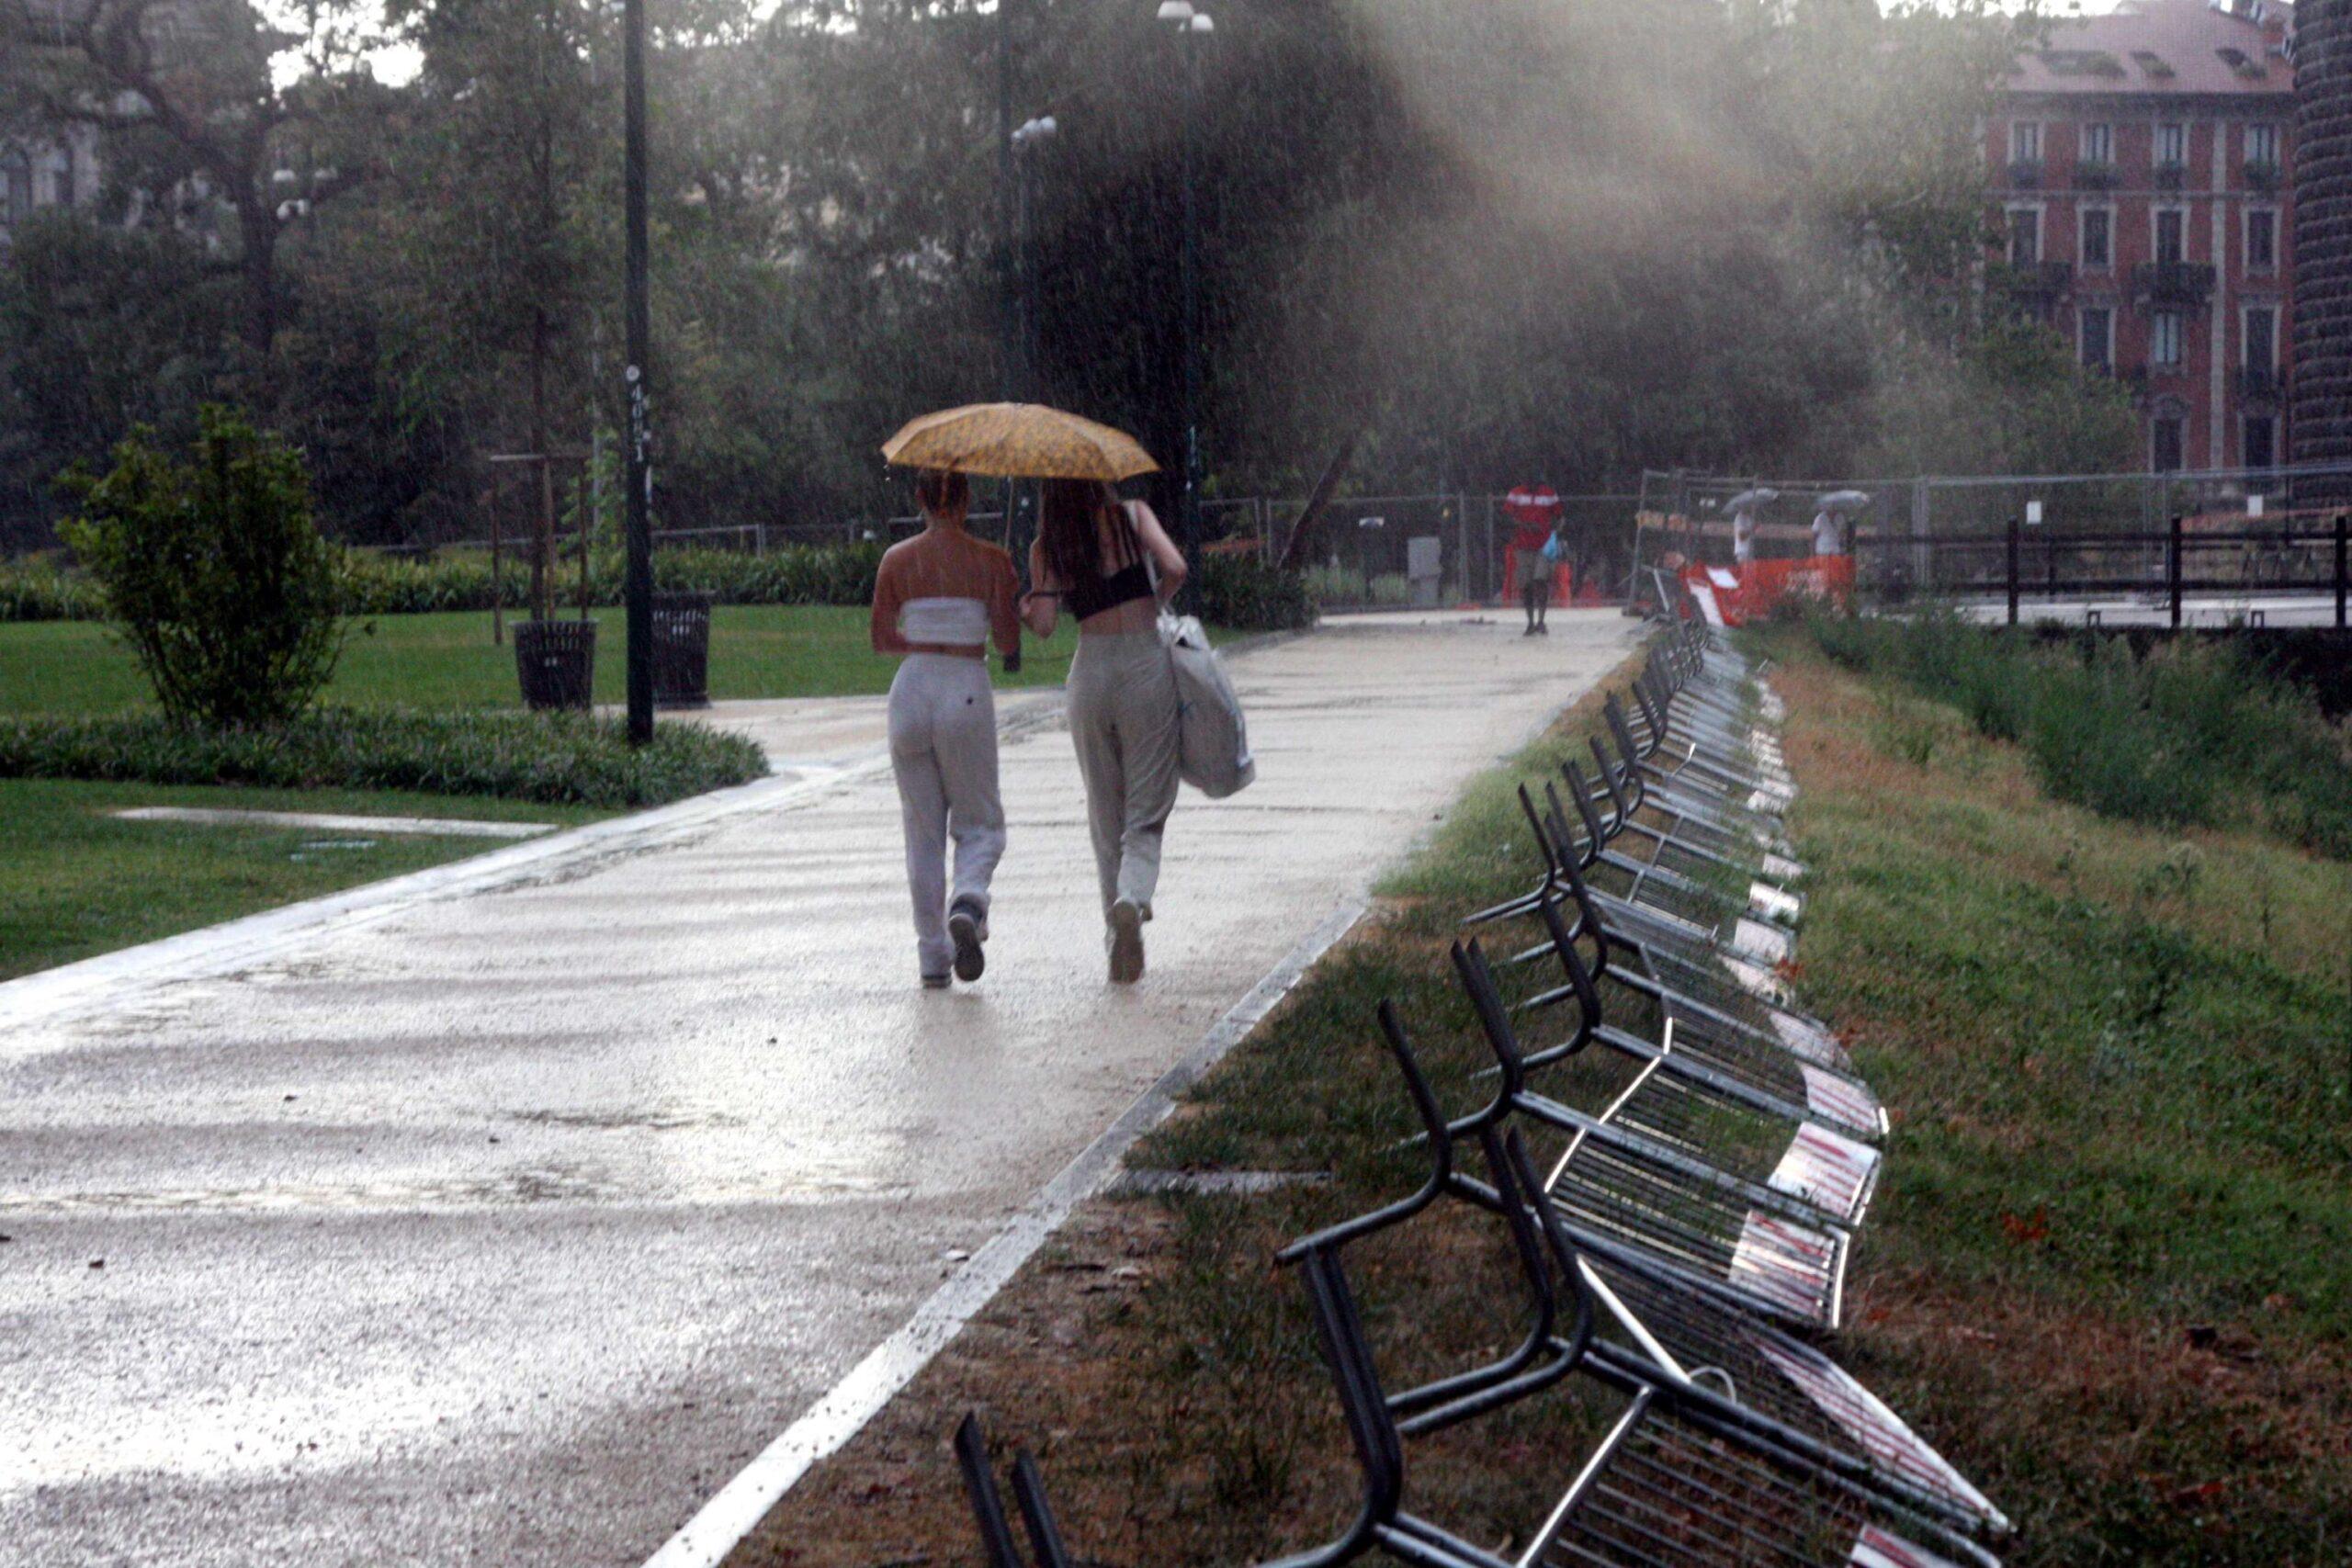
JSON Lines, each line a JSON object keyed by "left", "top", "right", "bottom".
{"left": 871, "top": 468, "right": 1023, "bottom": 988}
{"left": 1502, "top": 486, "right": 1566, "bottom": 635}
{"left": 1733, "top": 505, "right": 1759, "bottom": 566}
{"left": 1022, "top": 479, "right": 1187, "bottom": 984}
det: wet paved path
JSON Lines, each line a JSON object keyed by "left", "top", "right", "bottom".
{"left": 0, "top": 611, "right": 1637, "bottom": 1567}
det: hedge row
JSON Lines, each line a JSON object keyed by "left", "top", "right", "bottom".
{"left": 2, "top": 542, "right": 1321, "bottom": 633}
{"left": 0, "top": 707, "right": 770, "bottom": 808}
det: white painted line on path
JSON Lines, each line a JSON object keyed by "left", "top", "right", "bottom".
{"left": 636, "top": 895, "right": 1369, "bottom": 1568}
{"left": 0, "top": 688, "right": 1086, "bottom": 1043}
{"left": 0, "top": 761, "right": 881, "bottom": 1043}
{"left": 112, "top": 807, "right": 560, "bottom": 840}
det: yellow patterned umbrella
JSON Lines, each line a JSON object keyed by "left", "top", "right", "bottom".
{"left": 881, "top": 402, "right": 1159, "bottom": 481}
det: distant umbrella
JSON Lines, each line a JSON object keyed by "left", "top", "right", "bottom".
{"left": 882, "top": 403, "right": 1159, "bottom": 480}
{"left": 1724, "top": 488, "right": 1780, "bottom": 513}
{"left": 1815, "top": 490, "right": 1873, "bottom": 514}
{"left": 1503, "top": 485, "right": 1564, "bottom": 525}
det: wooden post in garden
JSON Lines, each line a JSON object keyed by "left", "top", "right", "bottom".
{"left": 2006, "top": 515, "right": 2021, "bottom": 626}
{"left": 2168, "top": 513, "right": 2184, "bottom": 629}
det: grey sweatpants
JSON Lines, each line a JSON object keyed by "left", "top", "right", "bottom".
{"left": 1066, "top": 630, "right": 1182, "bottom": 919}
{"left": 888, "top": 653, "right": 1005, "bottom": 976}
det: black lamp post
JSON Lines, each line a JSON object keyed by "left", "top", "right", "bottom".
{"left": 1157, "top": 0, "right": 1212, "bottom": 576}
{"left": 622, "top": 0, "right": 652, "bottom": 744}
{"left": 1012, "top": 115, "right": 1057, "bottom": 400}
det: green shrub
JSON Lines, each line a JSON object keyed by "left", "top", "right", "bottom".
{"left": 1194, "top": 552, "right": 1317, "bottom": 632}
{"left": 1804, "top": 609, "right": 2352, "bottom": 856}
{"left": 0, "top": 557, "right": 107, "bottom": 622}
{"left": 334, "top": 542, "right": 886, "bottom": 615}
{"left": 1367, "top": 572, "right": 1414, "bottom": 606}
{"left": 59, "top": 408, "right": 350, "bottom": 728}
{"left": 0, "top": 706, "right": 766, "bottom": 808}
{"left": 1299, "top": 562, "right": 1366, "bottom": 606}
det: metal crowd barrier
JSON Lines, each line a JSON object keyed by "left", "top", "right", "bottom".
{"left": 958, "top": 601, "right": 2009, "bottom": 1567}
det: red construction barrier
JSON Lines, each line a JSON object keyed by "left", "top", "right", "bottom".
{"left": 1682, "top": 556, "right": 1854, "bottom": 626}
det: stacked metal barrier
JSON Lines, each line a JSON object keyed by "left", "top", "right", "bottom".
{"left": 961, "top": 594, "right": 2010, "bottom": 1568}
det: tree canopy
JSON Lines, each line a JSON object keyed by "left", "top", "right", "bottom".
{"left": 0, "top": 0, "right": 2132, "bottom": 551}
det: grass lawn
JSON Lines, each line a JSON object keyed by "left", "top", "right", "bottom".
{"left": 728, "top": 629, "right": 2352, "bottom": 1568}
{"left": 0, "top": 605, "right": 1091, "bottom": 715}
{"left": 0, "top": 777, "right": 610, "bottom": 981}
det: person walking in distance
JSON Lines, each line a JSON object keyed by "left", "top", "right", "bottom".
{"left": 871, "top": 468, "right": 1023, "bottom": 988}
{"left": 1022, "top": 479, "right": 1187, "bottom": 984}
{"left": 1510, "top": 509, "right": 1555, "bottom": 636}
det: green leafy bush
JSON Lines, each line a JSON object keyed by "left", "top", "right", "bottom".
{"left": 0, "top": 707, "right": 766, "bottom": 807}
{"left": 338, "top": 542, "right": 887, "bottom": 615}
{"left": 1194, "top": 552, "right": 1317, "bottom": 632}
{"left": 1299, "top": 562, "right": 1366, "bottom": 606}
{"left": 0, "top": 557, "right": 106, "bottom": 621}
{"left": 1806, "top": 610, "right": 2352, "bottom": 855}
{"left": 59, "top": 408, "right": 350, "bottom": 727}
{"left": 3, "top": 541, "right": 890, "bottom": 622}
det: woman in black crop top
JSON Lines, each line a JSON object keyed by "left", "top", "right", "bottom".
{"left": 1022, "top": 479, "right": 1189, "bottom": 983}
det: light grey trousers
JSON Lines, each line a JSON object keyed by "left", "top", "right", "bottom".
{"left": 1066, "top": 630, "right": 1182, "bottom": 919}
{"left": 888, "top": 654, "right": 1005, "bottom": 976}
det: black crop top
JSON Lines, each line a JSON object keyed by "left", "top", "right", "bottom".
{"left": 1064, "top": 507, "right": 1155, "bottom": 620}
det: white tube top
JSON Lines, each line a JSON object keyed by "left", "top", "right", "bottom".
{"left": 900, "top": 596, "right": 991, "bottom": 644}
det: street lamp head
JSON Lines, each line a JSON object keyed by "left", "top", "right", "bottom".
{"left": 1155, "top": 1, "right": 1193, "bottom": 20}
{"left": 1188, "top": 12, "right": 1214, "bottom": 31}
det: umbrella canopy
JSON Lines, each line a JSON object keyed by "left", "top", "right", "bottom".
{"left": 1724, "top": 487, "right": 1780, "bottom": 513}
{"left": 1503, "top": 485, "right": 1564, "bottom": 525}
{"left": 1815, "top": 489, "right": 1873, "bottom": 514}
{"left": 881, "top": 402, "right": 1159, "bottom": 481}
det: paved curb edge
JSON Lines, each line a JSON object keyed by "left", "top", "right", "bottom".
{"left": 636, "top": 893, "right": 1370, "bottom": 1568}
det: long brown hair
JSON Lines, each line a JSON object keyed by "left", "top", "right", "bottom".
{"left": 1038, "top": 478, "right": 1124, "bottom": 587}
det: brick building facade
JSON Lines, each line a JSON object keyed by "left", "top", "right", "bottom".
{"left": 1988, "top": 0, "right": 2294, "bottom": 472}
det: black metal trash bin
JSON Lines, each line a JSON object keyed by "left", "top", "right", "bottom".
{"left": 651, "top": 592, "right": 713, "bottom": 709}
{"left": 514, "top": 618, "right": 597, "bottom": 711}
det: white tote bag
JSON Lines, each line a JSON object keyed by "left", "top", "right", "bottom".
{"left": 1159, "top": 611, "right": 1255, "bottom": 798}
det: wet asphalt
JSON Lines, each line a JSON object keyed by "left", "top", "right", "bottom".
{"left": 0, "top": 611, "right": 1638, "bottom": 1567}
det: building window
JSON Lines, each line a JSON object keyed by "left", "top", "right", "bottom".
{"left": 2245, "top": 304, "right": 2277, "bottom": 368}
{"left": 2153, "top": 415, "right": 2185, "bottom": 473}
{"left": 2081, "top": 122, "right": 2113, "bottom": 163}
{"left": 2247, "top": 207, "right": 2277, "bottom": 270}
{"left": 2011, "top": 121, "right": 2042, "bottom": 163}
{"left": 1, "top": 151, "right": 29, "bottom": 227}
{"left": 2154, "top": 208, "right": 2186, "bottom": 265}
{"left": 2245, "top": 414, "right": 2276, "bottom": 469}
{"left": 2007, "top": 208, "right": 2041, "bottom": 266}
{"left": 2082, "top": 208, "right": 2112, "bottom": 269}
{"left": 2247, "top": 122, "right": 2279, "bottom": 164}
{"left": 2080, "top": 306, "right": 2113, "bottom": 371}
{"left": 51, "top": 152, "right": 73, "bottom": 209}
{"left": 2152, "top": 310, "right": 2184, "bottom": 367}
{"left": 2156, "top": 121, "right": 2188, "bottom": 166}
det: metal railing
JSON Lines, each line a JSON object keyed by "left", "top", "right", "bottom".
{"left": 1854, "top": 513, "right": 2352, "bottom": 629}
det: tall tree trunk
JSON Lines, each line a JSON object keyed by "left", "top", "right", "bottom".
{"left": 236, "top": 198, "right": 278, "bottom": 364}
